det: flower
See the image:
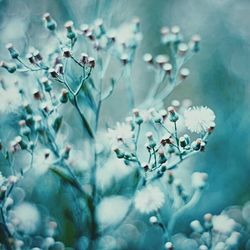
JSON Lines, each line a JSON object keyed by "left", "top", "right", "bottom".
{"left": 97, "top": 196, "right": 131, "bottom": 227}
{"left": 134, "top": 185, "right": 165, "bottom": 214}
{"left": 12, "top": 202, "right": 40, "bottom": 234}
{"left": 212, "top": 214, "right": 236, "bottom": 234}
{"left": 0, "top": 87, "right": 21, "bottom": 113}
{"left": 191, "top": 172, "right": 208, "bottom": 189}
{"left": 107, "top": 122, "right": 134, "bottom": 143}
{"left": 184, "top": 106, "right": 215, "bottom": 133}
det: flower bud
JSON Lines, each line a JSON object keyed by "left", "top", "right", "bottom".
{"left": 15, "top": 136, "right": 27, "bottom": 150}
{"left": 62, "top": 145, "right": 71, "bottom": 159}
{"left": 88, "top": 57, "right": 95, "bottom": 68}
{"left": 59, "top": 89, "right": 69, "bottom": 103}
{"left": 43, "top": 13, "right": 57, "bottom": 31}
{"left": 19, "top": 120, "right": 31, "bottom": 137}
{"left": 190, "top": 220, "right": 203, "bottom": 233}
{"left": 63, "top": 48, "right": 71, "bottom": 58}
{"left": 120, "top": 53, "right": 129, "bottom": 65}
{"left": 41, "top": 77, "right": 52, "bottom": 92}
{"left": 34, "top": 115, "right": 44, "bottom": 133}
{"left": 204, "top": 213, "right": 213, "bottom": 230}
{"left": 149, "top": 216, "right": 158, "bottom": 224}
{"left": 180, "top": 68, "right": 190, "bottom": 79}
{"left": 6, "top": 43, "right": 19, "bottom": 59}
{"left": 0, "top": 61, "right": 16, "bottom": 73}
{"left": 49, "top": 68, "right": 59, "bottom": 78}
{"left": 112, "top": 146, "right": 124, "bottom": 159}
{"left": 179, "top": 136, "right": 187, "bottom": 147}
{"left": 80, "top": 53, "right": 88, "bottom": 65}
{"left": 56, "top": 63, "right": 64, "bottom": 75}
{"left": 191, "top": 138, "right": 202, "bottom": 151}
{"left": 26, "top": 53, "right": 36, "bottom": 64}
{"left": 143, "top": 53, "right": 153, "bottom": 64}
{"left": 167, "top": 106, "right": 179, "bottom": 122}
{"left": 167, "top": 171, "right": 174, "bottom": 184}
{"left": 33, "top": 50, "right": 43, "bottom": 61}
{"left": 65, "top": 21, "right": 76, "bottom": 40}
{"left": 141, "top": 162, "right": 149, "bottom": 172}
{"left": 199, "top": 245, "right": 208, "bottom": 250}
{"left": 164, "top": 242, "right": 174, "bottom": 250}
{"left": 155, "top": 54, "right": 168, "bottom": 67}
{"left": 191, "top": 34, "right": 201, "bottom": 52}
{"left": 80, "top": 24, "right": 89, "bottom": 34}
{"left": 163, "top": 63, "right": 172, "bottom": 75}
{"left": 178, "top": 43, "right": 188, "bottom": 56}
{"left": 133, "top": 109, "right": 143, "bottom": 125}
{"left": 146, "top": 132, "right": 156, "bottom": 148}
{"left": 158, "top": 149, "right": 167, "bottom": 164}
{"left": 23, "top": 101, "right": 33, "bottom": 114}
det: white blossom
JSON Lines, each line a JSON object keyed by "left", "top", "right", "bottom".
{"left": 184, "top": 106, "right": 215, "bottom": 133}
{"left": 191, "top": 172, "right": 208, "bottom": 189}
{"left": 107, "top": 122, "right": 134, "bottom": 143}
{"left": 134, "top": 185, "right": 165, "bottom": 214}
{"left": 12, "top": 202, "right": 40, "bottom": 234}
{"left": 212, "top": 214, "right": 236, "bottom": 234}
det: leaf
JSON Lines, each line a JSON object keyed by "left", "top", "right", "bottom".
{"left": 52, "top": 115, "right": 63, "bottom": 134}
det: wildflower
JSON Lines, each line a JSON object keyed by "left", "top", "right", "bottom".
{"left": 134, "top": 185, "right": 165, "bottom": 214}
{"left": 184, "top": 106, "right": 215, "bottom": 133}
{"left": 191, "top": 172, "right": 208, "bottom": 189}
{"left": 212, "top": 214, "right": 236, "bottom": 234}
{"left": 97, "top": 196, "right": 131, "bottom": 227}
{"left": 12, "top": 202, "right": 40, "bottom": 234}
{"left": 107, "top": 122, "right": 134, "bottom": 143}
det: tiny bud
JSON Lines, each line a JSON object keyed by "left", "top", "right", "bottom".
{"left": 165, "top": 241, "right": 174, "bottom": 250}
{"left": 85, "top": 30, "right": 95, "bottom": 40}
{"left": 143, "top": 53, "right": 153, "bottom": 64}
{"left": 133, "top": 109, "right": 143, "bottom": 125}
{"left": 112, "top": 146, "right": 124, "bottom": 159}
{"left": 59, "top": 89, "right": 69, "bottom": 103}
{"left": 191, "top": 34, "right": 201, "bottom": 52}
{"left": 167, "top": 106, "right": 179, "bottom": 122}
{"left": 163, "top": 63, "right": 172, "bottom": 74}
{"left": 171, "top": 25, "right": 180, "bottom": 35}
{"left": 22, "top": 101, "right": 33, "bottom": 114}
{"left": 34, "top": 115, "right": 44, "bottom": 133}
{"left": 80, "top": 53, "right": 88, "bottom": 65}
{"left": 161, "top": 26, "right": 170, "bottom": 36}
{"left": 0, "top": 61, "right": 16, "bottom": 73}
{"left": 180, "top": 68, "right": 190, "bottom": 79}
{"left": 33, "top": 89, "right": 42, "bottom": 100}
{"left": 190, "top": 220, "right": 204, "bottom": 233}
{"left": 33, "top": 50, "right": 43, "bottom": 61}
{"left": 155, "top": 54, "right": 168, "bottom": 67}
{"left": 88, "top": 57, "right": 95, "bottom": 68}
{"left": 49, "top": 68, "right": 59, "bottom": 78}
{"left": 149, "top": 216, "right": 158, "bottom": 224}
{"left": 63, "top": 48, "right": 71, "bottom": 58}
{"left": 6, "top": 43, "right": 19, "bottom": 59}
{"left": 120, "top": 53, "right": 129, "bottom": 65}
{"left": 178, "top": 43, "right": 188, "bottom": 56}
{"left": 62, "top": 145, "right": 71, "bottom": 159}
{"left": 141, "top": 162, "right": 149, "bottom": 172}
{"left": 65, "top": 21, "right": 76, "bottom": 39}
{"left": 146, "top": 132, "right": 156, "bottom": 148}
{"left": 41, "top": 77, "right": 52, "bottom": 92}
{"left": 56, "top": 63, "right": 64, "bottom": 74}
{"left": 26, "top": 53, "right": 36, "bottom": 64}
{"left": 80, "top": 24, "right": 89, "bottom": 34}
{"left": 43, "top": 13, "right": 57, "bottom": 31}
{"left": 199, "top": 245, "right": 208, "bottom": 250}
{"left": 179, "top": 137, "right": 187, "bottom": 147}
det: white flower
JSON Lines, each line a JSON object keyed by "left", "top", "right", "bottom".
{"left": 192, "top": 172, "right": 208, "bottom": 189}
{"left": 134, "top": 185, "right": 165, "bottom": 214}
{"left": 107, "top": 122, "right": 134, "bottom": 143}
{"left": 12, "top": 202, "right": 40, "bottom": 234}
{"left": 97, "top": 196, "right": 131, "bottom": 227}
{"left": 0, "top": 87, "right": 21, "bottom": 113}
{"left": 184, "top": 106, "right": 215, "bottom": 133}
{"left": 212, "top": 214, "right": 236, "bottom": 234}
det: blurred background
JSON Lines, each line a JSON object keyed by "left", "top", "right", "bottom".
{"left": 0, "top": 0, "right": 250, "bottom": 248}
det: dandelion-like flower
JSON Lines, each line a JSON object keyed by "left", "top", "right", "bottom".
{"left": 212, "top": 214, "right": 236, "bottom": 234}
{"left": 184, "top": 106, "right": 215, "bottom": 133}
{"left": 107, "top": 122, "right": 134, "bottom": 143}
{"left": 134, "top": 185, "right": 165, "bottom": 214}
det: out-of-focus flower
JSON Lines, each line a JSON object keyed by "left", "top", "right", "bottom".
{"left": 107, "top": 122, "right": 134, "bottom": 143}
{"left": 0, "top": 87, "right": 21, "bottom": 113}
{"left": 97, "top": 196, "right": 131, "bottom": 227}
{"left": 134, "top": 185, "right": 165, "bottom": 214}
{"left": 184, "top": 106, "right": 215, "bottom": 133}
{"left": 33, "top": 149, "right": 54, "bottom": 175}
{"left": 12, "top": 202, "right": 40, "bottom": 234}
{"left": 191, "top": 172, "right": 208, "bottom": 189}
{"left": 212, "top": 214, "right": 236, "bottom": 234}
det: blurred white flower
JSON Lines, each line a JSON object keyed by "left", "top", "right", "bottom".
{"left": 134, "top": 185, "right": 165, "bottom": 214}
{"left": 191, "top": 172, "right": 208, "bottom": 189}
{"left": 97, "top": 196, "right": 131, "bottom": 227}
{"left": 212, "top": 214, "right": 236, "bottom": 234}
{"left": 184, "top": 106, "right": 215, "bottom": 133}
{"left": 0, "top": 87, "right": 21, "bottom": 113}
{"left": 107, "top": 122, "right": 134, "bottom": 143}
{"left": 33, "top": 149, "right": 54, "bottom": 175}
{"left": 12, "top": 202, "right": 40, "bottom": 234}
